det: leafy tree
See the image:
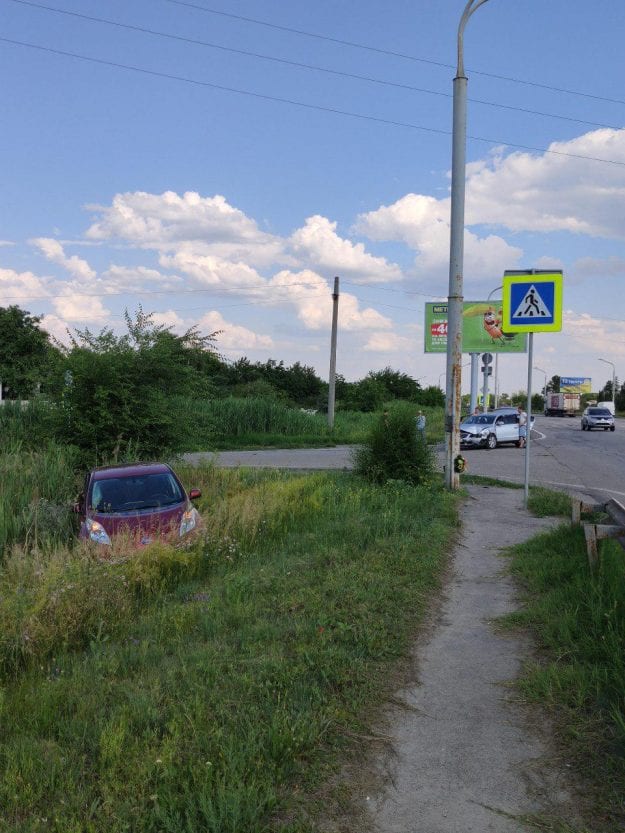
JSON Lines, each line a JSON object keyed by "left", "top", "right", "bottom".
{"left": 598, "top": 377, "right": 619, "bottom": 403}
{"left": 531, "top": 393, "right": 544, "bottom": 412}
{"left": 223, "top": 358, "right": 324, "bottom": 406}
{"left": 548, "top": 375, "right": 560, "bottom": 393}
{"left": 366, "top": 367, "right": 421, "bottom": 401}
{"left": 53, "top": 308, "right": 220, "bottom": 460}
{"left": 417, "top": 385, "right": 445, "bottom": 407}
{"left": 0, "top": 306, "right": 59, "bottom": 398}
{"left": 340, "top": 377, "right": 386, "bottom": 412}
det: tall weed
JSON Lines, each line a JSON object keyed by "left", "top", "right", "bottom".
{"left": 0, "top": 442, "right": 78, "bottom": 560}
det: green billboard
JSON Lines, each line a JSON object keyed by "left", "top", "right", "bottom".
{"left": 424, "top": 301, "right": 528, "bottom": 353}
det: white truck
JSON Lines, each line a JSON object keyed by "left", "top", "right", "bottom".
{"left": 544, "top": 392, "right": 581, "bottom": 417}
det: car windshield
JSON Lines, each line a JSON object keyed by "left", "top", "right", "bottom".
{"left": 90, "top": 472, "right": 185, "bottom": 513}
{"left": 463, "top": 415, "right": 495, "bottom": 425}
{"left": 588, "top": 408, "right": 611, "bottom": 416}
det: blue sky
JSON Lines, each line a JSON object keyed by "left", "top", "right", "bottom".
{"left": 2, "top": 0, "right": 625, "bottom": 395}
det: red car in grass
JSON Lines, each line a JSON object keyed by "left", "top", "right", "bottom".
{"left": 75, "top": 462, "right": 202, "bottom": 548}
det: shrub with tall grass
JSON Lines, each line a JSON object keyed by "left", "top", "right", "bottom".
{"left": 353, "top": 402, "right": 435, "bottom": 485}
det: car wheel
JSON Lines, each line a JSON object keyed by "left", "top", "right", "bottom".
{"left": 486, "top": 433, "right": 497, "bottom": 450}
{"left": 581, "top": 423, "right": 585, "bottom": 430}
{"left": 610, "top": 426, "right": 615, "bottom": 431}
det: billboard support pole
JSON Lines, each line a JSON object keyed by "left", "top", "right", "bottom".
{"left": 494, "top": 353, "right": 499, "bottom": 407}
{"left": 482, "top": 357, "right": 489, "bottom": 412}
{"left": 470, "top": 353, "right": 479, "bottom": 412}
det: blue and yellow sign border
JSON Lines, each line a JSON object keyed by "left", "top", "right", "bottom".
{"left": 501, "top": 271, "right": 563, "bottom": 333}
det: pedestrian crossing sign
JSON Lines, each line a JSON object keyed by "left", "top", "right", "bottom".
{"left": 501, "top": 270, "right": 563, "bottom": 333}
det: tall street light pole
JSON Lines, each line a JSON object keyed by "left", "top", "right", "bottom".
{"left": 598, "top": 357, "right": 616, "bottom": 408}
{"left": 445, "top": 0, "right": 492, "bottom": 490}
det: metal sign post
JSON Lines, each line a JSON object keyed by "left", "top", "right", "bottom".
{"left": 502, "top": 270, "right": 563, "bottom": 507}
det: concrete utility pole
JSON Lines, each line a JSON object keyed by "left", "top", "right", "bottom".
{"left": 445, "top": 0, "right": 492, "bottom": 489}
{"left": 327, "top": 276, "right": 340, "bottom": 429}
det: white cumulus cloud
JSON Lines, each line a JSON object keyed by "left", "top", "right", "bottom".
{"left": 86, "top": 191, "right": 284, "bottom": 266}
{"left": 269, "top": 270, "right": 391, "bottom": 332}
{"left": 355, "top": 193, "right": 521, "bottom": 281}
{"left": 465, "top": 129, "right": 625, "bottom": 239}
{"left": 30, "top": 238, "right": 96, "bottom": 281}
{"left": 288, "top": 215, "right": 402, "bottom": 283}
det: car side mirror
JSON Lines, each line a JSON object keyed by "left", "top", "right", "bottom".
{"left": 189, "top": 489, "right": 201, "bottom": 501}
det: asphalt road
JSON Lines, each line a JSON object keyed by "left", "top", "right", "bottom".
{"left": 183, "top": 415, "right": 625, "bottom": 504}
{"left": 459, "top": 414, "right": 625, "bottom": 504}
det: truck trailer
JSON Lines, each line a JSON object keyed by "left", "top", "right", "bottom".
{"left": 544, "top": 392, "right": 581, "bottom": 417}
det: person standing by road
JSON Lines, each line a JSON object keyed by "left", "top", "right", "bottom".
{"left": 416, "top": 410, "right": 426, "bottom": 441}
{"left": 517, "top": 404, "right": 527, "bottom": 448}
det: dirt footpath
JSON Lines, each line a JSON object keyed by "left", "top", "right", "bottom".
{"left": 337, "top": 485, "right": 581, "bottom": 833}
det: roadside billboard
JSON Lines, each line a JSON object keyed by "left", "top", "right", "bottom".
{"left": 424, "top": 302, "right": 528, "bottom": 353}
{"left": 560, "top": 376, "right": 592, "bottom": 393}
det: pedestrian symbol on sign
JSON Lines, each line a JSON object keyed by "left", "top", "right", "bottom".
{"left": 512, "top": 284, "right": 551, "bottom": 319}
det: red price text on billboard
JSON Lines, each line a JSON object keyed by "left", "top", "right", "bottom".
{"left": 430, "top": 322, "right": 448, "bottom": 336}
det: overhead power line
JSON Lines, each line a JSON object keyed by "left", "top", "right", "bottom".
{"left": 2, "top": 36, "right": 624, "bottom": 167}
{"left": 0, "top": 280, "right": 421, "bottom": 312}
{"left": 161, "top": 0, "right": 625, "bottom": 107}
{"left": 5, "top": 0, "right": 620, "bottom": 131}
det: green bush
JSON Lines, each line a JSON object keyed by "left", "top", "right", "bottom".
{"left": 353, "top": 403, "right": 434, "bottom": 485}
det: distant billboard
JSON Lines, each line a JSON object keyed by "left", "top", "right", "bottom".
{"left": 560, "top": 376, "right": 592, "bottom": 393}
{"left": 424, "top": 302, "right": 527, "bottom": 353}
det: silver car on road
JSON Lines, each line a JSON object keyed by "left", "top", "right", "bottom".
{"left": 581, "top": 407, "right": 615, "bottom": 431}
{"left": 460, "top": 412, "right": 522, "bottom": 450}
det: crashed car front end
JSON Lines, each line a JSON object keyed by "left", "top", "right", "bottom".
{"left": 460, "top": 425, "right": 489, "bottom": 448}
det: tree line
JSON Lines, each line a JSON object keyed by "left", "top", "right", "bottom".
{"left": 0, "top": 305, "right": 443, "bottom": 457}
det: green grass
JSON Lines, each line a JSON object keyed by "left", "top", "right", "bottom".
{"left": 527, "top": 486, "right": 572, "bottom": 517}
{"left": 0, "top": 441, "right": 79, "bottom": 562}
{"left": 502, "top": 524, "right": 625, "bottom": 830}
{"left": 171, "top": 396, "right": 372, "bottom": 450}
{"left": 0, "top": 465, "right": 458, "bottom": 832}
{"left": 172, "top": 396, "right": 445, "bottom": 451}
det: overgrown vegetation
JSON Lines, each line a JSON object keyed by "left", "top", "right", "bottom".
{"left": 0, "top": 465, "right": 458, "bottom": 832}
{"left": 0, "top": 305, "right": 445, "bottom": 460}
{"left": 503, "top": 523, "right": 625, "bottom": 829}
{"left": 172, "top": 395, "right": 375, "bottom": 450}
{"left": 353, "top": 402, "right": 435, "bottom": 485}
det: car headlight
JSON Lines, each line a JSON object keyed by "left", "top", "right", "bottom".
{"left": 179, "top": 507, "right": 199, "bottom": 538}
{"left": 86, "top": 518, "right": 111, "bottom": 545}
{"left": 480, "top": 429, "right": 489, "bottom": 438}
